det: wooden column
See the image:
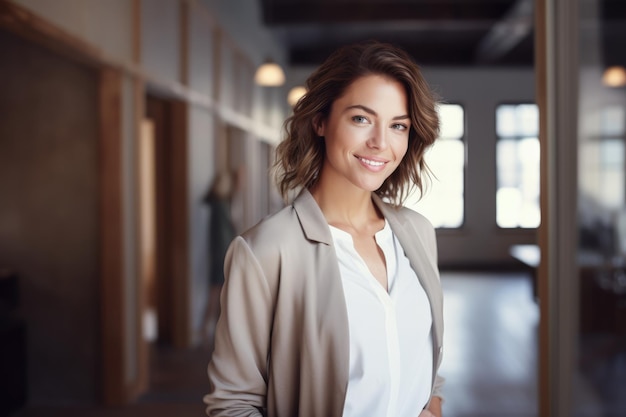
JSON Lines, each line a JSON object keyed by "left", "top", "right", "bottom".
{"left": 99, "top": 68, "right": 127, "bottom": 405}
{"left": 170, "top": 100, "right": 191, "bottom": 348}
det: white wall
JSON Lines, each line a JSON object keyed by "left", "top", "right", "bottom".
{"left": 12, "top": 0, "right": 135, "bottom": 61}
{"left": 201, "top": 0, "right": 286, "bottom": 67}
{"left": 141, "top": 0, "right": 181, "bottom": 82}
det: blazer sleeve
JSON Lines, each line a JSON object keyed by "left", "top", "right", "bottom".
{"left": 432, "top": 374, "right": 445, "bottom": 400}
{"left": 423, "top": 216, "right": 446, "bottom": 401}
{"left": 204, "top": 236, "right": 273, "bottom": 416}
{"left": 405, "top": 209, "right": 446, "bottom": 402}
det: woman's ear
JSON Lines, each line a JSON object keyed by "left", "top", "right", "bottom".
{"left": 312, "top": 114, "right": 325, "bottom": 137}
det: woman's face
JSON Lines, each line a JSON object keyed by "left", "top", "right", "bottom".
{"left": 315, "top": 74, "right": 410, "bottom": 193}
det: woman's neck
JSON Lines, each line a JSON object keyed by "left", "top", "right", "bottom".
{"left": 310, "top": 181, "right": 382, "bottom": 232}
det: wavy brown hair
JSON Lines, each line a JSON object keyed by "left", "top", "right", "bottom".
{"left": 274, "top": 40, "right": 440, "bottom": 206}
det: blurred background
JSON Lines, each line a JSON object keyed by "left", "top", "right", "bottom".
{"left": 0, "top": 0, "right": 624, "bottom": 416}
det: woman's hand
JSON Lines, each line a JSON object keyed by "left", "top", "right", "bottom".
{"left": 421, "top": 396, "right": 442, "bottom": 417}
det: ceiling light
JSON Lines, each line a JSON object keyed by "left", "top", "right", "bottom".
{"left": 287, "top": 86, "right": 307, "bottom": 107}
{"left": 602, "top": 66, "right": 626, "bottom": 88}
{"left": 254, "top": 60, "right": 285, "bottom": 86}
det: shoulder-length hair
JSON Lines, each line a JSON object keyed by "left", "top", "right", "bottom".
{"left": 274, "top": 40, "right": 440, "bottom": 206}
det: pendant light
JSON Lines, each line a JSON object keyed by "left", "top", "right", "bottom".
{"left": 254, "top": 60, "right": 285, "bottom": 87}
{"left": 602, "top": 66, "right": 626, "bottom": 88}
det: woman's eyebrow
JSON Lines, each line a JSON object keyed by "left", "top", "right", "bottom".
{"left": 344, "top": 104, "right": 409, "bottom": 120}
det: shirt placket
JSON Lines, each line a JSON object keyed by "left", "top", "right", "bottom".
{"left": 373, "top": 230, "right": 400, "bottom": 417}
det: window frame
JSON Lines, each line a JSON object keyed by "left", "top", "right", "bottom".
{"left": 494, "top": 101, "right": 541, "bottom": 230}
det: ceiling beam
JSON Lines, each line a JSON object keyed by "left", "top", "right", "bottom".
{"left": 602, "top": 0, "right": 626, "bottom": 19}
{"left": 474, "top": 0, "right": 533, "bottom": 64}
{"left": 289, "top": 41, "right": 478, "bottom": 67}
{"left": 261, "top": 1, "right": 513, "bottom": 25}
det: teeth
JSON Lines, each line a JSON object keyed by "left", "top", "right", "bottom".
{"left": 359, "top": 157, "right": 385, "bottom": 167}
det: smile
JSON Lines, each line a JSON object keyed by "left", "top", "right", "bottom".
{"left": 357, "top": 156, "right": 386, "bottom": 167}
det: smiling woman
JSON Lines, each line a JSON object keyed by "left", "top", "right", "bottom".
{"left": 204, "top": 41, "right": 445, "bottom": 417}
{"left": 311, "top": 74, "right": 410, "bottom": 199}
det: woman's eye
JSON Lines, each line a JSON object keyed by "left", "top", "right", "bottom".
{"left": 352, "top": 115, "right": 368, "bottom": 124}
{"left": 391, "top": 123, "right": 408, "bottom": 131}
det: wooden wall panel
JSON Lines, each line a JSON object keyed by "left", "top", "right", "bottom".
{"left": 99, "top": 68, "right": 127, "bottom": 405}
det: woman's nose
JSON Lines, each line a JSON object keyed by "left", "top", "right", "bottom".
{"left": 367, "top": 126, "right": 388, "bottom": 150}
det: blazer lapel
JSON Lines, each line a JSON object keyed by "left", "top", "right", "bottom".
{"left": 372, "top": 195, "right": 444, "bottom": 350}
{"left": 292, "top": 189, "right": 350, "bottom": 412}
{"left": 292, "top": 189, "right": 333, "bottom": 245}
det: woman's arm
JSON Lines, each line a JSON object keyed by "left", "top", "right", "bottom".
{"left": 427, "top": 396, "right": 442, "bottom": 417}
{"left": 204, "top": 237, "right": 273, "bottom": 416}
{"left": 418, "top": 396, "right": 442, "bottom": 417}
{"left": 419, "top": 374, "right": 445, "bottom": 417}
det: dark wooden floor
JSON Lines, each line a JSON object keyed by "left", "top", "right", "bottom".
{"left": 13, "top": 271, "right": 540, "bottom": 417}
{"left": 438, "top": 271, "right": 538, "bottom": 417}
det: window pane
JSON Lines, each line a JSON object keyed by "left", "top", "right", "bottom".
{"left": 517, "top": 104, "right": 539, "bottom": 137}
{"left": 497, "top": 104, "right": 539, "bottom": 138}
{"left": 597, "top": 138, "right": 624, "bottom": 210}
{"left": 600, "top": 106, "right": 625, "bottom": 137}
{"left": 496, "top": 104, "right": 540, "bottom": 228}
{"left": 496, "top": 105, "right": 517, "bottom": 137}
{"left": 439, "top": 104, "right": 464, "bottom": 139}
{"left": 406, "top": 104, "right": 465, "bottom": 228}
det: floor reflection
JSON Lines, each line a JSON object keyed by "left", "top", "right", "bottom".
{"left": 439, "top": 271, "right": 539, "bottom": 417}
{"left": 576, "top": 325, "right": 626, "bottom": 416}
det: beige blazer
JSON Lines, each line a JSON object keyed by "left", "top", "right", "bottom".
{"left": 205, "top": 189, "right": 444, "bottom": 417}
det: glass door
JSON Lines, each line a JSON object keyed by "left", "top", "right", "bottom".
{"left": 537, "top": 1, "right": 625, "bottom": 415}
{"left": 575, "top": 0, "right": 626, "bottom": 415}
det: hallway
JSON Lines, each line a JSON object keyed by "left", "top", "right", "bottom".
{"left": 12, "top": 271, "right": 539, "bottom": 417}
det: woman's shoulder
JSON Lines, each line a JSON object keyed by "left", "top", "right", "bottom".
{"left": 239, "top": 203, "right": 303, "bottom": 251}
{"left": 399, "top": 205, "right": 435, "bottom": 229}
{"left": 228, "top": 201, "right": 320, "bottom": 281}
{"left": 378, "top": 198, "right": 435, "bottom": 232}
{"left": 241, "top": 189, "right": 329, "bottom": 247}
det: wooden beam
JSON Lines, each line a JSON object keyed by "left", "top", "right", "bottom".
{"left": 170, "top": 101, "right": 191, "bottom": 348}
{"left": 98, "top": 68, "right": 126, "bottom": 406}
{"left": 133, "top": 0, "right": 141, "bottom": 64}
{"left": 537, "top": 0, "right": 580, "bottom": 415}
{"left": 131, "top": 77, "right": 150, "bottom": 402}
{"left": 261, "top": 1, "right": 512, "bottom": 24}
{"left": 180, "top": 0, "right": 189, "bottom": 86}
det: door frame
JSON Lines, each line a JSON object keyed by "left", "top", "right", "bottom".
{"left": 536, "top": 0, "right": 580, "bottom": 416}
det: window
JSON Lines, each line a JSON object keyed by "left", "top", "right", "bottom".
{"left": 496, "top": 104, "right": 540, "bottom": 228}
{"left": 406, "top": 104, "right": 465, "bottom": 228}
{"left": 579, "top": 105, "right": 625, "bottom": 210}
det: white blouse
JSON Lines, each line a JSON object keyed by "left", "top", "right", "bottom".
{"left": 329, "top": 220, "right": 433, "bottom": 417}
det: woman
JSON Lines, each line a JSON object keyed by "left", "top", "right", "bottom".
{"left": 205, "top": 41, "right": 444, "bottom": 417}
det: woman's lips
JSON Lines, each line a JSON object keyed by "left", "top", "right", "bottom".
{"left": 356, "top": 155, "right": 388, "bottom": 171}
